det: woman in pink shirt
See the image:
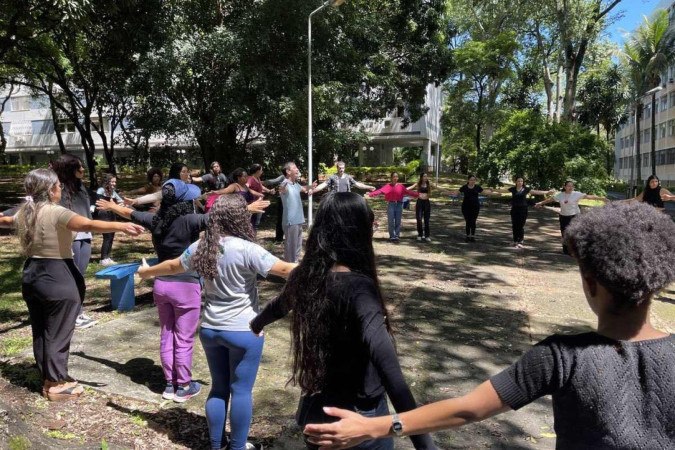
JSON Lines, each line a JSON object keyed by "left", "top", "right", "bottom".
{"left": 366, "top": 172, "right": 418, "bottom": 242}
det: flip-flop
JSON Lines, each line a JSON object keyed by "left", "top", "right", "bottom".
{"left": 43, "top": 384, "right": 84, "bottom": 402}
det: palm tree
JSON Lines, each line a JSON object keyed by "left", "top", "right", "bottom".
{"left": 621, "top": 10, "right": 675, "bottom": 185}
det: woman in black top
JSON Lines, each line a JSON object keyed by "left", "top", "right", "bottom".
{"left": 507, "top": 177, "right": 553, "bottom": 248}
{"left": 250, "top": 192, "right": 436, "bottom": 450}
{"left": 407, "top": 172, "right": 433, "bottom": 242}
{"left": 453, "top": 175, "right": 496, "bottom": 242}
{"left": 628, "top": 175, "right": 673, "bottom": 210}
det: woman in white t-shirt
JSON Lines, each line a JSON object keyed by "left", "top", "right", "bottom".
{"left": 535, "top": 180, "right": 607, "bottom": 254}
{"left": 136, "top": 194, "right": 296, "bottom": 450}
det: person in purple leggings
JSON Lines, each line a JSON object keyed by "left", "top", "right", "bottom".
{"left": 137, "top": 194, "right": 296, "bottom": 450}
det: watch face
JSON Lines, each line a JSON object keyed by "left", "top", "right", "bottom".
{"left": 392, "top": 421, "right": 403, "bottom": 434}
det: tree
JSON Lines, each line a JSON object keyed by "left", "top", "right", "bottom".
{"left": 577, "top": 63, "right": 626, "bottom": 138}
{"left": 479, "top": 109, "right": 609, "bottom": 192}
{"left": 554, "top": 0, "right": 623, "bottom": 121}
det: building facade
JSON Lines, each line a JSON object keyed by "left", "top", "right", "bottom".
{"left": 614, "top": 0, "right": 675, "bottom": 186}
{"left": 358, "top": 83, "right": 442, "bottom": 173}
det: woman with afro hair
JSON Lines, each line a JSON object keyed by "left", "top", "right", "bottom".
{"left": 303, "top": 201, "right": 675, "bottom": 450}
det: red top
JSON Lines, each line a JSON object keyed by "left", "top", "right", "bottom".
{"left": 246, "top": 176, "right": 263, "bottom": 193}
{"left": 368, "top": 183, "right": 419, "bottom": 202}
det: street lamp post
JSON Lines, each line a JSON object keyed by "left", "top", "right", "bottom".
{"left": 647, "top": 85, "right": 663, "bottom": 177}
{"left": 308, "top": 0, "right": 346, "bottom": 227}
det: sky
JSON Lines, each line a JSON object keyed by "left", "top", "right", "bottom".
{"left": 606, "top": 0, "right": 668, "bottom": 46}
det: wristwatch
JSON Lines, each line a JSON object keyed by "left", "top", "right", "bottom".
{"left": 391, "top": 413, "right": 404, "bottom": 437}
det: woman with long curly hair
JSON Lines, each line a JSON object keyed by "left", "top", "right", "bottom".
{"left": 51, "top": 153, "right": 97, "bottom": 329}
{"left": 250, "top": 192, "right": 436, "bottom": 450}
{"left": 137, "top": 194, "right": 295, "bottom": 450}
{"left": 0, "top": 169, "right": 143, "bottom": 401}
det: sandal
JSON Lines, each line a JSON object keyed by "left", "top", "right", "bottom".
{"left": 42, "top": 382, "right": 84, "bottom": 402}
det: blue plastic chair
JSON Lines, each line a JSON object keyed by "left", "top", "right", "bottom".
{"left": 95, "top": 258, "right": 157, "bottom": 311}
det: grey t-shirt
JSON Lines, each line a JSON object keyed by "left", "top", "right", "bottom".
{"left": 180, "top": 236, "right": 279, "bottom": 331}
{"left": 327, "top": 174, "right": 356, "bottom": 193}
{"left": 490, "top": 332, "right": 675, "bottom": 449}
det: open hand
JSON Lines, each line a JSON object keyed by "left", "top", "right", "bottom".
{"left": 304, "top": 407, "right": 374, "bottom": 449}
{"left": 123, "top": 197, "right": 136, "bottom": 206}
{"left": 96, "top": 199, "right": 115, "bottom": 211}
{"left": 121, "top": 223, "right": 145, "bottom": 236}
{"left": 248, "top": 198, "right": 271, "bottom": 214}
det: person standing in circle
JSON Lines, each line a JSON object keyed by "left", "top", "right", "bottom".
{"left": 535, "top": 180, "right": 607, "bottom": 254}
{"left": 365, "top": 172, "right": 419, "bottom": 242}
{"left": 406, "top": 172, "right": 436, "bottom": 243}
{"left": 246, "top": 163, "right": 276, "bottom": 229}
{"left": 0, "top": 169, "right": 143, "bottom": 401}
{"left": 507, "top": 177, "right": 554, "bottom": 249}
{"left": 309, "top": 161, "right": 376, "bottom": 195}
{"left": 96, "top": 173, "right": 125, "bottom": 266}
{"left": 452, "top": 175, "right": 496, "bottom": 242}
{"left": 250, "top": 192, "right": 436, "bottom": 450}
{"left": 51, "top": 154, "right": 97, "bottom": 330}
{"left": 626, "top": 175, "right": 674, "bottom": 210}
{"left": 137, "top": 194, "right": 295, "bottom": 450}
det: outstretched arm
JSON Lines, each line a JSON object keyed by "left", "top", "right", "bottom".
{"left": 96, "top": 199, "right": 135, "bottom": 220}
{"left": 529, "top": 189, "right": 555, "bottom": 196}
{"left": 126, "top": 190, "right": 162, "bottom": 206}
{"left": 310, "top": 181, "right": 328, "bottom": 196}
{"left": 304, "top": 380, "right": 508, "bottom": 449}
{"left": 137, "top": 257, "right": 185, "bottom": 278}
{"left": 0, "top": 215, "right": 15, "bottom": 228}
{"left": 534, "top": 196, "right": 557, "bottom": 208}
{"left": 66, "top": 215, "right": 145, "bottom": 235}
{"left": 582, "top": 194, "right": 608, "bottom": 202}
{"left": 353, "top": 181, "right": 376, "bottom": 191}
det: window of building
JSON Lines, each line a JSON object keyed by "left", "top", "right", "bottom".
{"left": 56, "top": 120, "right": 76, "bottom": 133}
{"left": 644, "top": 103, "right": 652, "bottom": 119}
{"left": 660, "top": 122, "right": 667, "bottom": 139}
{"left": 9, "top": 121, "right": 32, "bottom": 135}
{"left": 644, "top": 129, "right": 651, "bottom": 143}
{"left": 10, "top": 97, "right": 30, "bottom": 112}
{"left": 667, "top": 148, "right": 675, "bottom": 165}
{"left": 643, "top": 153, "right": 650, "bottom": 167}
{"left": 658, "top": 150, "right": 667, "bottom": 165}
{"left": 670, "top": 92, "right": 675, "bottom": 108}
{"left": 661, "top": 96, "right": 668, "bottom": 111}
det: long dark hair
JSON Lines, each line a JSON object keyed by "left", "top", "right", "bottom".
{"left": 51, "top": 153, "right": 82, "bottom": 195}
{"left": 146, "top": 167, "right": 163, "bottom": 185}
{"left": 644, "top": 174, "right": 660, "bottom": 192}
{"left": 419, "top": 172, "right": 431, "bottom": 195}
{"left": 151, "top": 183, "right": 194, "bottom": 237}
{"left": 279, "top": 192, "right": 390, "bottom": 393}
{"left": 168, "top": 162, "right": 187, "bottom": 180}
{"left": 191, "top": 194, "right": 254, "bottom": 279}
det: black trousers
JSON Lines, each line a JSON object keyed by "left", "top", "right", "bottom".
{"left": 22, "top": 258, "right": 85, "bottom": 382}
{"left": 510, "top": 206, "right": 528, "bottom": 243}
{"left": 275, "top": 198, "right": 284, "bottom": 241}
{"left": 462, "top": 203, "right": 480, "bottom": 236}
{"left": 559, "top": 214, "right": 576, "bottom": 254}
{"left": 415, "top": 199, "right": 431, "bottom": 238}
{"left": 100, "top": 233, "right": 115, "bottom": 260}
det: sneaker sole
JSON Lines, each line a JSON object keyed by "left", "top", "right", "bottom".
{"left": 162, "top": 393, "right": 174, "bottom": 400}
{"left": 173, "top": 390, "right": 201, "bottom": 403}
{"left": 75, "top": 321, "right": 98, "bottom": 330}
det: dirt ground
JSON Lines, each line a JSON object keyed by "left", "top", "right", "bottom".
{"left": 0, "top": 199, "right": 673, "bottom": 450}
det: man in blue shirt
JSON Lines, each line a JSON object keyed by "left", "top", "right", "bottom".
{"left": 278, "top": 162, "right": 308, "bottom": 262}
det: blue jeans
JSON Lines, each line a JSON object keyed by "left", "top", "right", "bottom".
{"left": 386, "top": 202, "right": 403, "bottom": 239}
{"left": 200, "top": 328, "right": 265, "bottom": 450}
{"left": 299, "top": 393, "right": 394, "bottom": 450}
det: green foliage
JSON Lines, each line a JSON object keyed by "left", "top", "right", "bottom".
{"left": 577, "top": 64, "right": 626, "bottom": 138}
{"left": 479, "top": 109, "right": 609, "bottom": 193}
{"left": 8, "top": 435, "right": 31, "bottom": 450}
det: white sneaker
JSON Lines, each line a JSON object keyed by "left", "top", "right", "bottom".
{"left": 75, "top": 315, "right": 98, "bottom": 329}
{"left": 416, "top": 236, "right": 423, "bottom": 242}
{"left": 424, "top": 237, "right": 431, "bottom": 243}
{"left": 101, "top": 258, "right": 116, "bottom": 266}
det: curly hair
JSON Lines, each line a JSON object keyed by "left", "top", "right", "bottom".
{"left": 564, "top": 202, "right": 675, "bottom": 307}
{"left": 277, "top": 192, "right": 389, "bottom": 393}
{"left": 191, "top": 194, "right": 254, "bottom": 280}
{"left": 146, "top": 167, "right": 163, "bottom": 185}
{"left": 150, "top": 184, "right": 194, "bottom": 238}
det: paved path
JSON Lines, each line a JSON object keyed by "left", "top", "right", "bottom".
{"left": 54, "top": 202, "right": 674, "bottom": 449}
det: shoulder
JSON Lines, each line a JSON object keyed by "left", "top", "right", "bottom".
{"left": 96, "top": 187, "right": 105, "bottom": 194}
{"left": 508, "top": 186, "right": 516, "bottom": 193}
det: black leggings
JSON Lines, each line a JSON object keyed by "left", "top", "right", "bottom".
{"left": 510, "top": 206, "right": 528, "bottom": 243}
{"left": 101, "top": 233, "right": 115, "bottom": 260}
{"left": 462, "top": 203, "right": 480, "bottom": 236}
{"left": 415, "top": 199, "right": 431, "bottom": 238}
{"left": 559, "top": 214, "right": 576, "bottom": 253}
